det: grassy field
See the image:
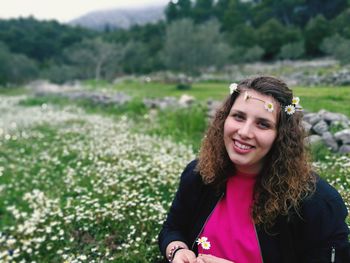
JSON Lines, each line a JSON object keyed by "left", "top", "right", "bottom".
{"left": 84, "top": 80, "right": 350, "bottom": 117}
{"left": 0, "top": 82, "right": 349, "bottom": 262}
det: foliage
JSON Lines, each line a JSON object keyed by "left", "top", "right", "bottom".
{"left": 120, "top": 40, "right": 152, "bottom": 74}
{"left": 192, "top": 0, "right": 216, "bottom": 23}
{"left": 321, "top": 34, "right": 350, "bottom": 65}
{"left": 0, "top": 42, "right": 38, "bottom": 85}
{"left": 0, "top": 17, "right": 95, "bottom": 62}
{"left": 303, "top": 15, "right": 333, "bottom": 56}
{"left": 161, "top": 19, "right": 231, "bottom": 73}
{"left": 64, "top": 38, "right": 122, "bottom": 81}
{"left": 1, "top": 1, "right": 350, "bottom": 83}
{"left": 40, "top": 64, "right": 81, "bottom": 84}
{"left": 243, "top": 45, "right": 265, "bottom": 62}
{"left": 331, "top": 8, "right": 350, "bottom": 38}
{"left": 176, "top": 83, "right": 192, "bottom": 90}
{"left": 257, "top": 19, "right": 302, "bottom": 59}
{"left": 165, "top": 0, "right": 193, "bottom": 23}
{"left": 278, "top": 41, "right": 305, "bottom": 60}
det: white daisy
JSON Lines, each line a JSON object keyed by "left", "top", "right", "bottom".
{"left": 201, "top": 241, "right": 211, "bottom": 250}
{"left": 196, "top": 236, "right": 208, "bottom": 244}
{"left": 292, "top": 97, "right": 300, "bottom": 105}
{"left": 229, "top": 83, "right": 238, "bottom": 94}
{"left": 264, "top": 102, "right": 274, "bottom": 112}
{"left": 285, "top": 105, "right": 296, "bottom": 115}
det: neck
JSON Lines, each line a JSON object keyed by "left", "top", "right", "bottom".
{"left": 235, "top": 165, "right": 261, "bottom": 175}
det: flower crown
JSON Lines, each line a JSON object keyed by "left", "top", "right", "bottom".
{"left": 229, "top": 83, "right": 302, "bottom": 115}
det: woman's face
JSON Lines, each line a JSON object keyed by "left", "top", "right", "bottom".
{"left": 224, "top": 90, "right": 278, "bottom": 174}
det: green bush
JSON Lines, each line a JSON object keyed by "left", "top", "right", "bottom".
{"left": 321, "top": 34, "right": 350, "bottom": 65}
{"left": 243, "top": 45, "right": 265, "bottom": 62}
{"left": 176, "top": 83, "right": 192, "bottom": 90}
{"left": 278, "top": 41, "right": 305, "bottom": 60}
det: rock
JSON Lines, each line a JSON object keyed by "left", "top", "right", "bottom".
{"left": 302, "top": 121, "right": 312, "bottom": 134}
{"left": 322, "top": 132, "right": 338, "bottom": 151}
{"left": 334, "top": 129, "right": 350, "bottom": 144}
{"left": 303, "top": 113, "right": 321, "bottom": 125}
{"left": 338, "top": 145, "right": 350, "bottom": 154}
{"left": 312, "top": 120, "right": 329, "bottom": 135}
{"left": 178, "top": 94, "right": 195, "bottom": 107}
{"left": 321, "top": 111, "right": 348, "bottom": 124}
{"left": 305, "top": 135, "right": 323, "bottom": 145}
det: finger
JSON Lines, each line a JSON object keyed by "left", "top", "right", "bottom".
{"left": 196, "top": 258, "right": 206, "bottom": 263}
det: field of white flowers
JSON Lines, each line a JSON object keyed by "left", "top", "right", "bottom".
{"left": 0, "top": 94, "right": 349, "bottom": 262}
{"left": 0, "top": 95, "right": 195, "bottom": 262}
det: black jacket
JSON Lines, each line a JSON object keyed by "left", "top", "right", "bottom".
{"left": 159, "top": 160, "right": 350, "bottom": 263}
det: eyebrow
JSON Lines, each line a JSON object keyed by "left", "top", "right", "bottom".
{"left": 231, "top": 110, "right": 276, "bottom": 126}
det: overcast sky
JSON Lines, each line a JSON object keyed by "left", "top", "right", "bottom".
{"left": 0, "top": 0, "right": 171, "bottom": 22}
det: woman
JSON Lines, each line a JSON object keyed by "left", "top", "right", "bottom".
{"left": 158, "top": 76, "right": 350, "bottom": 263}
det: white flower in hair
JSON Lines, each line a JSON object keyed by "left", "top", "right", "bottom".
{"left": 264, "top": 102, "right": 274, "bottom": 112}
{"left": 292, "top": 97, "right": 300, "bottom": 105}
{"left": 285, "top": 105, "right": 296, "bottom": 115}
{"left": 229, "top": 83, "right": 238, "bottom": 94}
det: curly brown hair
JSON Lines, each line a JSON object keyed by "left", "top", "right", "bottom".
{"left": 197, "top": 76, "right": 316, "bottom": 227}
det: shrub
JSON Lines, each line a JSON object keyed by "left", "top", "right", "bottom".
{"left": 278, "top": 41, "right": 305, "bottom": 60}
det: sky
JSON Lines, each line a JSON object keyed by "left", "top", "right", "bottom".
{"left": 0, "top": 0, "right": 171, "bottom": 23}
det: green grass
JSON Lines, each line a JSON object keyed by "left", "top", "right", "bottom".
{"left": 110, "top": 81, "right": 350, "bottom": 117}
{"left": 112, "top": 81, "right": 229, "bottom": 100}
{"left": 3, "top": 81, "right": 350, "bottom": 117}
{"left": 293, "top": 86, "right": 350, "bottom": 116}
{"left": 0, "top": 87, "right": 29, "bottom": 96}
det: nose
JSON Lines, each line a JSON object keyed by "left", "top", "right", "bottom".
{"left": 237, "top": 121, "right": 253, "bottom": 139}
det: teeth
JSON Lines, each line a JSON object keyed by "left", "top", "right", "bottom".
{"left": 234, "top": 140, "right": 252, "bottom": 150}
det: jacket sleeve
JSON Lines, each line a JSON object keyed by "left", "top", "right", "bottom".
{"left": 299, "top": 178, "right": 350, "bottom": 263}
{"left": 158, "top": 160, "right": 201, "bottom": 259}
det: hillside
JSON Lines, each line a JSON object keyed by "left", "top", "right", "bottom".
{"left": 69, "top": 5, "right": 166, "bottom": 31}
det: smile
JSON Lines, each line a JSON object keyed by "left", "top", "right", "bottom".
{"left": 234, "top": 140, "right": 254, "bottom": 150}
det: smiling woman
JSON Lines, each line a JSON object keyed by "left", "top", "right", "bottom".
{"left": 158, "top": 76, "right": 350, "bottom": 263}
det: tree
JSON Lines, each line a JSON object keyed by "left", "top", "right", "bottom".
{"left": 0, "top": 41, "right": 38, "bottom": 85}
{"left": 0, "top": 42, "right": 12, "bottom": 84}
{"left": 331, "top": 8, "right": 350, "bottom": 38}
{"left": 121, "top": 41, "right": 151, "bottom": 74}
{"left": 219, "top": 0, "right": 252, "bottom": 31}
{"left": 161, "top": 19, "right": 231, "bottom": 73}
{"left": 0, "top": 17, "right": 95, "bottom": 62}
{"left": 65, "top": 38, "right": 122, "bottom": 80}
{"left": 303, "top": 15, "right": 333, "bottom": 56}
{"left": 257, "top": 19, "right": 302, "bottom": 59}
{"left": 227, "top": 25, "right": 257, "bottom": 48}
{"left": 165, "top": 0, "right": 192, "bottom": 22}
{"left": 321, "top": 34, "right": 350, "bottom": 65}
{"left": 8, "top": 53, "right": 38, "bottom": 84}
{"left": 278, "top": 41, "right": 305, "bottom": 60}
{"left": 192, "top": 0, "right": 215, "bottom": 23}
{"left": 252, "top": 0, "right": 305, "bottom": 26}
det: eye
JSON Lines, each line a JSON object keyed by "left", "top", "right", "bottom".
{"left": 232, "top": 113, "right": 245, "bottom": 121}
{"left": 257, "top": 121, "right": 271, "bottom": 129}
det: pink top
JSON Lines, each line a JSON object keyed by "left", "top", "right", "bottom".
{"left": 197, "top": 171, "right": 263, "bottom": 263}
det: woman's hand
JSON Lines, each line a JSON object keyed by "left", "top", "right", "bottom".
{"left": 194, "top": 254, "right": 234, "bottom": 263}
{"left": 172, "top": 248, "right": 197, "bottom": 263}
